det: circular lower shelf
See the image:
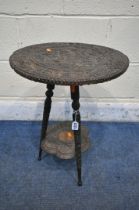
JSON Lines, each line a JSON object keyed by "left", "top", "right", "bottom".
{"left": 41, "top": 121, "right": 90, "bottom": 159}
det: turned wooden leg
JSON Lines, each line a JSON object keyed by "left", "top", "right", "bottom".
{"left": 38, "top": 84, "right": 55, "bottom": 160}
{"left": 70, "top": 85, "right": 82, "bottom": 186}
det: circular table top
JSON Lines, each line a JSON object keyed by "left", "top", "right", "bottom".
{"left": 9, "top": 42, "right": 129, "bottom": 86}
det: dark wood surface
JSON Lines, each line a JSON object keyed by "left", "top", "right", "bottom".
{"left": 9, "top": 42, "right": 129, "bottom": 86}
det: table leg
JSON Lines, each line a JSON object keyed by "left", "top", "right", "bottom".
{"left": 70, "top": 85, "right": 82, "bottom": 186}
{"left": 38, "top": 84, "right": 55, "bottom": 160}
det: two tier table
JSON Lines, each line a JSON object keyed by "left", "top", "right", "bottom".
{"left": 9, "top": 43, "right": 129, "bottom": 186}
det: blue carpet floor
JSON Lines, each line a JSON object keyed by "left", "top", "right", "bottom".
{"left": 0, "top": 121, "right": 139, "bottom": 210}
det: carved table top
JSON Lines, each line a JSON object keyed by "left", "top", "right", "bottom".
{"left": 9, "top": 42, "right": 129, "bottom": 86}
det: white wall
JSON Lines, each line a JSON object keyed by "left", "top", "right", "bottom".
{"left": 0, "top": 0, "right": 139, "bottom": 121}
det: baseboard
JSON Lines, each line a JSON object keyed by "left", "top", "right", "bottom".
{"left": 0, "top": 98, "right": 139, "bottom": 122}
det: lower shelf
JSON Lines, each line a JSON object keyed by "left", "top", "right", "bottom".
{"left": 41, "top": 121, "right": 91, "bottom": 159}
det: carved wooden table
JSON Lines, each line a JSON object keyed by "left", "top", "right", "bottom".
{"left": 9, "top": 43, "right": 129, "bottom": 186}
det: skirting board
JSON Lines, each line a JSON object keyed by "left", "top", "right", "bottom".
{"left": 0, "top": 99, "right": 139, "bottom": 122}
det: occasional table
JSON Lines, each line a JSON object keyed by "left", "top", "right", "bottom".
{"left": 9, "top": 43, "right": 129, "bottom": 186}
